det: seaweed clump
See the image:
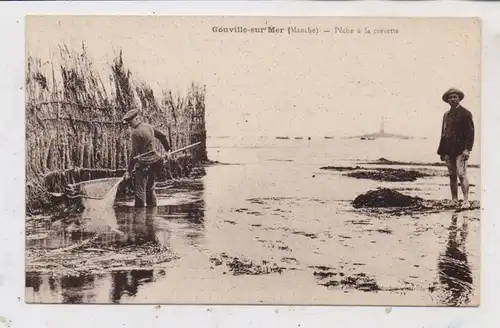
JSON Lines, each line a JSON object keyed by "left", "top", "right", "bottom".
{"left": 352, "top": 188, "right": 423, "bottom": 208}
{"left": 346, "top": 168, "right": 429, "bottom": 182}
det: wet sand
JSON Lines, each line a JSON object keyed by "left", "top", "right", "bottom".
{"left": 25, "top": 158, "right": 480, "bottom": 306}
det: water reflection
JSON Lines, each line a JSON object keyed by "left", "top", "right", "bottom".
{"left": 110, "top": 207, "right": 160, "bottom": 246}
{"left": 110, "top": 270, "right": 154, "bottom": 303}
{"left": 25, "top": 273, "right": 42, "bottom": 292}
{"left": 436, "top": 213, "right": 473, "bottom": 306}
{"left": 25, "top": 218, "right": 99, "bottom": 250}
{"left": 26, "top": 271, "right": 98, "bottom": 304}
{"left": 26, "top": 270, "right": 160, "bottom": 304}
{"left": 26, "top": 178, "right": 207, "bottom": 303}
{"left": 59, "top": 275, "right": 96, "bottom": 304}
{"left": 26, "top": 206, "right": 170, "bottom": 250}
{"left": 154, "top": 200, "right": 205, "bottom": 248}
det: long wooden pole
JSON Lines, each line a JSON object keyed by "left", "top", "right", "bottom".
{"left": 132, "top": 141, "right": 202, "bottom": 160}
{"left": 170, "top": 141, "right": 202, "bottom": 155}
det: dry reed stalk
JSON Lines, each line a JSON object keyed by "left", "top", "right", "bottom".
{"left": 118, "top": 136, "right": 123, "bottom": 167}
{"left": 120, "top": 137, "right": 125, "bottom": 169}
{"left": 110, "top": 132, "right": 115, "bottom": 169}
{"left": 95, "top": 132, "right": 101, "bottom": 169}
{"left": 37, "top": 136, "right": 42, "bottom": 172}
{"left": 85, "top": 132, "right": 91, "bottom": 168}
{"left": 66, "top": 135, "right": 73, "bottom": 169}
{"left": 55, "top": 102, "right": 61, "bottom": 171}
{"left": 104, "top": 134, "right": 110, "bottom": 168}
{"left": 114, "top": 134, "right": 119, "bottom": 169}
{"left": 83, "top": 134, "right": 89, "bottom": 168}
{"left": 88, "top": 133, "right": 95, "bottom": 169}
{"left": 124, "top": 139, "right": 129, "bottom": 168}
{"left": 30, "top": 136, "right": 37, "bottom": 173}
{"left": 115, "top": 135, "right": 121, "bottom": 169}
{"left": 61, "top": 137, "right": 66, "bottom": 170}
{"left": 110, "top": 135, "right": 115, "bottom": 169}
{"left": 79, "top": 131, "right": 85, "bottom": 167}
{"left": 109, "top": 133, "right": 114, "bottom": 169}
{"left": 44, "top": 134, "right": 53, "bottom": 172}
{"left": 26, "top": 45, "right": 207, "bottom": 213}
{"left": 104, "top": 131, "right": 109, "bottom": 168}
{"left": 74, "top": 133, "right": 80, "bottom": 168}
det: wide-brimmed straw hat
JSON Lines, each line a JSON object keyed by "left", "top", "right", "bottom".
{"left": 442, "top": 88, "right": 465, "bottom": 103}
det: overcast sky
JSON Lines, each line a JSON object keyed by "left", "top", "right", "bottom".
{"left": 26, "top": 16, "right": 481, "bottom": 139}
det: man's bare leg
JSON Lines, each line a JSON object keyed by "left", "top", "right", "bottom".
{"left": 458, "top": 155, "right": 470, "bottom": 208}
{"left": 445, "top": 156, "right": 459, "bottom": 205}
{"left": 450, "top": 176, "right": 459, "bottom": 205}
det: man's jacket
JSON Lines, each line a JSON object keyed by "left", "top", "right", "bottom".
{"left": 127, "top": 122, "right": 171, "bottom": 173}
{"left": 437, "top": 105, "right": 475, "bottom": 156}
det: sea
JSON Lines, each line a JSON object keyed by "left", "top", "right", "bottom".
{"left": 206, "top": 135, "right": 480, "bottom": 166}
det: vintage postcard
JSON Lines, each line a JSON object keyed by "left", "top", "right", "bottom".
{"left": 25, "top": 15, "right": 481, "bottom": 306}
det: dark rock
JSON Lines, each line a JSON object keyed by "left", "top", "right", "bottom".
{"left": 352, "top": 188, "right": 423, "bottom": 208}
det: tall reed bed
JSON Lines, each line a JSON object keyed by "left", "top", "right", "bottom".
{"left": 26, "top": 44, "right": 207, "bottom": 214}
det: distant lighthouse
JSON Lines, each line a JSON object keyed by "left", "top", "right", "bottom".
{"left": 353, "top": 115, "right": 411, "bottom": 139}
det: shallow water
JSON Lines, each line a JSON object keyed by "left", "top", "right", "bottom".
{"left": 25, "top": 138, "right": 480, "bottom": 305}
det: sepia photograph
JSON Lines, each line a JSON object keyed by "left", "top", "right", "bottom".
{"left": 25, "top": 15, "right": 481, "bottom": 306}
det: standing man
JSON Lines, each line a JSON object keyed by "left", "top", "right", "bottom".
{"left": 123, "top": 109, "right": 172, "bottom": 208}
{"left": 437, "top": 88, "right": 475, "bottom": 208}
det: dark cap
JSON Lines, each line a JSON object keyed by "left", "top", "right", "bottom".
{"left": 442, "top": 88, "right": 465, "bottom": 103}
{"left": 122, "top": 109, "right": 139, "bottom": 122}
